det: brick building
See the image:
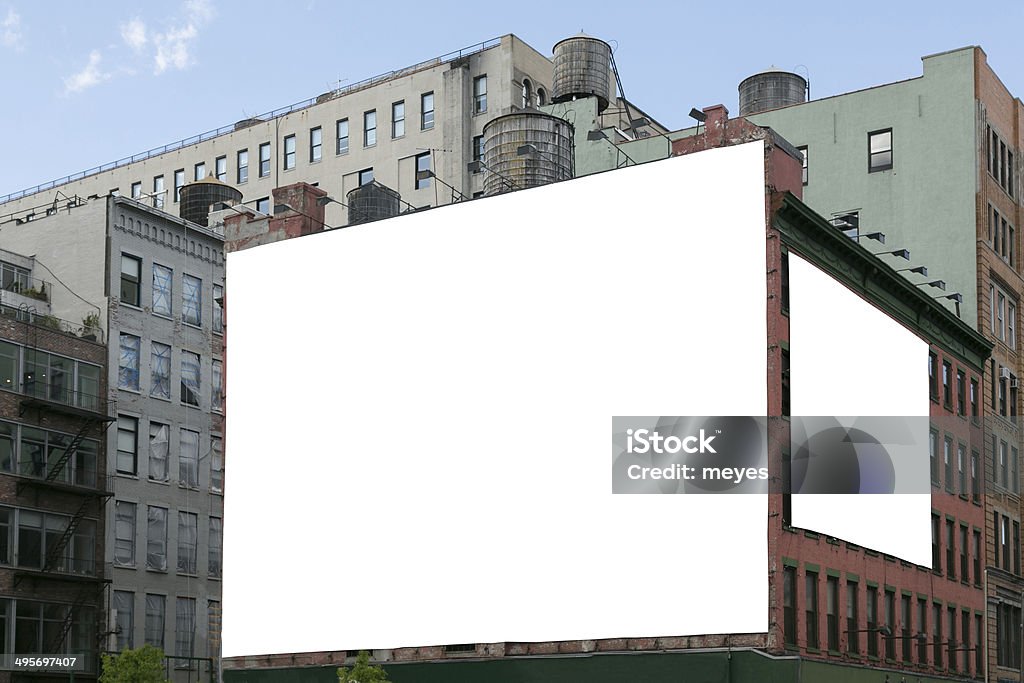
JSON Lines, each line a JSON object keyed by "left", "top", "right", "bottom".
{"left": 217, "top": 111, "right": 991, "bottom": 682}
{"left": 0, "top": 298, "right": 110, "bottom": 681}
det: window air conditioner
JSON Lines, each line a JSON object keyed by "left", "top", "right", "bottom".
{"left": 1001, "top": 367, "right": 1012, "bottom": 380}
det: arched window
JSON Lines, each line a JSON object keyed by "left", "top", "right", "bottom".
{"left": 537, "top": 87, "right": 546, "bottom": 106}
{"left": 522, "top": 79, "right": 533, "bottom": 109}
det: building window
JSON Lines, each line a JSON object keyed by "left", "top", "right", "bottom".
{"left": 392, "top": 101, "right": 405, "bottom": 138}
{"left": 917, "top": 599, "right": 928, "bottom": 664}
{"left": 971, "top": 450, "right": 980, "bottom": 503}
{"left": 209, "top": 517, "right": 222, "bottom": 578}
{"left": 997, "top": 603, "right": 1022, "bottom": 668}
{"left": 930, "top": 429, "right": 939, "bottom": 485}
{"left": 114, "top": 591, "right": 134, "bottom": 650}
{"left": 358, "top": 168, "right": 374, "bottom": 186}
{"left": 173, "top": 169, "right": 185, "bottom": 203}
{"left": 991, "top": 283, "right": 1017, "bottom": 348}
{"left": 118, "top": 334, "right": 140, "bottom": 391}
{"left": 283, "top": 134, "right": 296, "bottom": 170}
{"left": 175, "top": 597, "right": 196, "bottom": 659}
{"left": 149, "top": 422, "right": 169, "bottom": 482}
{"left": 117, "top": 416, "right": 138, "bottom": 475}
{"left": 805, "top": 570, "right": 819, "bottom": 649}
{"left": 153, "top": 175, "right": 165, "bottom": 208}
{"left": 798, "top": 146, "right": 808, "bottom": 185}
{"left": 947, "top": 606, "right": 957, "bottom": 671}
{"left": 176, "top": 512, "right": 198, "bottom": 574}
{"left": 846, "top": 581, "right": 858, "bottom": 654}
{"left": 421, "top": 92, "right": 434, "bottom": 130}
{"left": 883, "top": 590, "right": 895, "bottom": 660}
{"left": 364, "top": 110, "right": 376, "bottom": 147}
{"left": 213, "top": 284, "right": 223, "bottom": 334}
{"left": 182, "top": 274, "right": 202, "bottom": 327}
{"left": 114, "top": 501, "right": 136, "bottom": 567}
{"left": 149, "top": 342, "right": 171, "bottom": 401}
{"left": 473, "top": 75, "right": 487, "bottom": 114}
{"left": 956, "top": 370, "right": 965, "bottom": 415}
{"left": 259, "top": 142, "right": 271, "bottom": 177}
{"left": 1001, "top": 440, "right": 1009, "bottom": 487}
{"left": 866, "top": 586, "right": 878, "bottom": 657}
{"left": 121, "top": 254, "right": 142, "bottom": 306}
{"left": 976, "top": 614, "right": 984, "bottom": 673}
{"left": 972, "top": 528, "right": 982, "bottom": 585}
{"left": 145, "top": 594, "right": 165, "bottom": 648}
{"left": 1015, "top": 521, "right": 1021, "bottom": 574}
{"left": 945, "top": 519, "right": 955, "bottom": 578}
{"left": 942, "top": 361, "right": 951, "bottom": 406}
{"left": 1003, "top": 515, "right": 1012, "bottom": 572}
{"left": 215, "top": 156, "right": 226, "bottom": 181}
{"left": 131, "top": 181, "right": 142, "bottom": 199}
{"left": 826, "top": 575, "right": 839, "bottom": 651}
{"left": 929, "top": 351, "right": 938, "bottom": 400}
{"left": 961, "top": 610, "right": 971, "bottom": 675}
{"left": 237, "top": 149, "right": 248, "bottom": 184}
{"left": 932, "top": 513, "right": 941, "bottom": 570}
{"left": 152, "top": 263, "right": 172, "bottom": 316}
{"left": 212, "top": 359, "right": 223, "bottom": 412}
{"left": 900, "top": 594, "right": 912, "bottom": 662}
{"left": 415, "top": 152, "right": 431, "bottom": 190}
{"left": 971, "top": 378, "right": 979, "bottom": 420}
{"left": 210, "top": 437, "right": 223, "bottom": 494}
{"left": 943, "top": 436, "right": 953, "bottom": 492}
{"left": 932, "top": 602, "right": 943, "bottom": 667}
{"left": 194, "top": 162, "right": 205, "bottom": 181}
{"left": 957, "top": 444, "right": 966, "bottom": 495}
{"left": 783, "top": 565, "right": 796, "bottom": 646}
{"left": 868, "top": 129, "right": 892, "bottom": 172}
{"left": 473, "top": 135, "right": 485, "bottom": 172}
{"left": 179, "top": 428, "right": 199, "bottom": 488}
{"left": 1014, "top": 447, "right": 1021, "bottom": 494}
{"left": 307, "top": 127, "right": 322, "bottom": 163}
{"left": 336, "top": 118, "right": 349, "bottom": 154}
{"left": 522, "top": 78, "right": 532, "bottom": 108}
{"left": 181, "top": 351, "right": 201, "bottom": 407}
{"left": 781, "top": 348, "right": 790, "bottom": 417}
{"left": 146, "top": 505, "right": 168, "bottom": 571}
{"left": 255, "top": 197, "right": 270, "bottom": 214}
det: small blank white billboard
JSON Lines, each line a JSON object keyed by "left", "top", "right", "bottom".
{"left": 788, "top": 253, "right": 931, "bottom": 565}
{"left": 224, "top": 142, "right": 771, "bottom": 656}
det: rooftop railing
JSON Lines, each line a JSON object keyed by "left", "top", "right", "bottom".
{"left": 0, "top": 37, "right": 503, "bottom": 205}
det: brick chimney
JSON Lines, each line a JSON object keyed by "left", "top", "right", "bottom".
{"left": 270, "top": 183, "right": 328, "bottom": 240}
{"left": 701, "top": 104, "right": 729, "bottom": 148}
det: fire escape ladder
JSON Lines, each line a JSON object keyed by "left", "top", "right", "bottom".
{"left": 44, "top": 416, "right": 100, "bottom": 483}
{"left": 42, "top": 497, "right": 91, "bottom": 572}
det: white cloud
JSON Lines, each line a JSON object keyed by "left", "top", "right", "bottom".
{"left": 150, "top": 0, "right": 215, "bottom": 75}
{"left": 120, "top": 18, "right": 147, "bottom": 51}
{"left": 153, "top": 24, "right": 196, "bottom": 74}
{"left": 62, "top": 50, "right": 110, "bottom": 95}
{"left": 1, "top": 8, "right": 23, "bottom": 50}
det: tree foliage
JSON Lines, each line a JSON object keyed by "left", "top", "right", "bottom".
{"left": 99, "top": 644, "right": 170, "bottom": 683}
{"left": 337, "top": 651, "right": 391, "bottom": 683}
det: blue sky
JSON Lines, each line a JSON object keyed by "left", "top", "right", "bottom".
{"left": 0, "top": 0, "right": 1022, "bottom": 197}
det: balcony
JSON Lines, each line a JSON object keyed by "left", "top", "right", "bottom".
{"left": 0, "top": 305, "right": 105, "bottom": 344}
{"left": 16, "top": 469, "right": 114, "bottom": 498}
{"left": 18, "top": 377, "right": 110, "bottom": 420}
{"left": 12, "top": 559, "right": 111, "bottom": 585}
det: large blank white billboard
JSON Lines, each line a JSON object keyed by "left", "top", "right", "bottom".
{"left": 224, "top": 142, "right": 771, "bottom": 656}
{"left": 788, "top": 253, "right": 931, "bottom": 565}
